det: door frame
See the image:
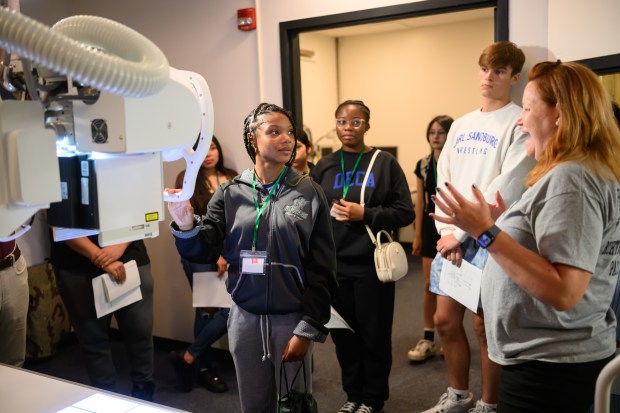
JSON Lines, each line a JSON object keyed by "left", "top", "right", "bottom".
{"left": 279, "top": 0, "right": 509, "bottom": 126}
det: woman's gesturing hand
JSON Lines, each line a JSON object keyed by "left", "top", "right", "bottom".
{"left": 431, "top": 183, "right": 497, "bottom": 239}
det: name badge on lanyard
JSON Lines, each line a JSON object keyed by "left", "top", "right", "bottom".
{"left": 246, "top": 166, "right": 287, "bottom": 276}
{"left": 240, "top": 250, "right": 268, "bottom": 275}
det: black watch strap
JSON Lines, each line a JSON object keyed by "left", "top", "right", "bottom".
{"left": 476, "top": 224, "right": 501, "bottom": 249}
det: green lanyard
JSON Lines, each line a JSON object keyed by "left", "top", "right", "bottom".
{"left": 251, "top": 167, "right": 287, "bottom": 251}
{"left": 340, "top": 145, "right": 366, "bottom": 200}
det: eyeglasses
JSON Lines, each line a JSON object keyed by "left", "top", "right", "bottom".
{"left": 336, "top": 118, "right": 366, "bottom": 128}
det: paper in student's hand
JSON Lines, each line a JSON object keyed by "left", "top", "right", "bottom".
{"left": 193, "top": 272, "right": 232, "bottom": 308}
{"left": 438, "top": 258, "right": 482, "bottom": 313}
{"left": 101, "top": 260, "right": 141, "bottom": 302}
{"left": 325, "top": 306, "right": 354, "bottom": 332}
{"left": 92, "top": 261, "right": 142, "bottom": 319}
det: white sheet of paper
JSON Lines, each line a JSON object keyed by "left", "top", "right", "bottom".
{"left": 438, "top": 258, "right": 482, "bottom": 313}
{"left": 92, "top": 263, "right": 142, "bottom": 319}
{"left": 193, "top": 272, "right": 232, "bottom": 308}
{"left": 52, "top": 226, "right": 99, "bottom": 242}
{"left": 102, "top": 260, "right": 141, "bottom": 302}
{"left": 325, "top": 306, "right": 354, "bottom": 332}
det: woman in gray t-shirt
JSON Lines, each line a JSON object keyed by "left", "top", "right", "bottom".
{"left": 432, "top": 61, "right": 620, "bottom": 413}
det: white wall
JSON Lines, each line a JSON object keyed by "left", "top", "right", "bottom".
{"left": 548, "top": 0, "right": 620, "bottom": 61}
{"left": 336, "top": 18, "right": 493, "bottom": 184}
{"left": 257, "top": 0, "right": 420, "bottom": 104}
{"left": 299, "top": 33, "right": 339, "bottom": 146}
{"left": 300, "top": 17, "right": 493, "bottom": 242}
{"left": 20, "top": 0, "right": 68, "bottom": 24}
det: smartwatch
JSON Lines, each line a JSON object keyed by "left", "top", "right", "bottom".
{"left": 477, "top": 225, "right": 501, "bottom": 249}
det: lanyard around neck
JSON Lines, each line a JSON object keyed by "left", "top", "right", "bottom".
{"left": 340, "top": 145, "right": 366, "bottom": 200}
{"left": 207, "top": 171, "right": 221, "bottom": 192}
{"left": 251, "top": 166, "right": 287, "bottom": 251}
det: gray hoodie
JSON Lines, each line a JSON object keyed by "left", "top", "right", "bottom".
{"left": 171, "top": 167, "right": 337, "bottom": 342}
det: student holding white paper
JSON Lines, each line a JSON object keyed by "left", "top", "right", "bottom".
{"left": 50, "top": 237, "right": 155, "bottom": 401}
{"left": 424, "top": 42, "right": 534, "bottom": 413}
{"left": 167, "top": 103, "right": 337, "bottom": 413}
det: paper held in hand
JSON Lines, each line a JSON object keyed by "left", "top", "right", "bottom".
{"left": 325, "top": 306, "right": 354, "bottom": 332}
{"left": 438, "top": 258, "right": 483, "bottom": 313}
{"left": 101, "top": 260, "right": 141, "bottom": 302}
{"left": 193, "top": 272, "right": 232, "bottom": 308}
{"left": 92, "top": 260, "right": 142, "bottom": 319}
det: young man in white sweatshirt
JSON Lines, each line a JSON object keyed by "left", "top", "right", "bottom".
{"left": 422, "top": 41, "right": 536, "bottom": 413}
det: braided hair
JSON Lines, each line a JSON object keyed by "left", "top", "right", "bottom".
{"left": 243, "top": 102, "right": 297, "bottom": 166}
{"left": 334, "top": 99, "right": 371, "bottom": 121}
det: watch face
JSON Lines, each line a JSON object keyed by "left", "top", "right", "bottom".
{"left": 478, "top": 233, "right": 493, "bottom": 248}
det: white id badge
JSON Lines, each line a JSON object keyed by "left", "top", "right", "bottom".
{"left": 240, "top": 250, "right": 268, "bottom": 274}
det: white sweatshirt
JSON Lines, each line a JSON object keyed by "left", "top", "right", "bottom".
{"left": 435, "top": 101, "right": 535, "bottom": 242}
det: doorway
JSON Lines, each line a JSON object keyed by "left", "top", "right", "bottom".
{"left": 280, "top": 0, "right": 508, "bottom": 128}
{"left": 280, "top": 1, "right": 504, "bottom": 242}
{"left": 298, "top": 7, "right": 495, "bottom": 170}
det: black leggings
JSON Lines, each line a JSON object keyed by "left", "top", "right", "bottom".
{"left": 498, "top": 356, "right": 614, "bottom": 413}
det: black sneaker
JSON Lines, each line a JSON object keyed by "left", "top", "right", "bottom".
{"left": 169, "top": 350, "right": 194, "bottom": 392}
{"left": 197, "top": 368, "right": 228, "bottom": 393}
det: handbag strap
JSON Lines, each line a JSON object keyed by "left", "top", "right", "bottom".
{"left": 360, "top": 149, "right": 381, "bottom": 245}
{"left": 279, "top": 360, "right": 308, "bottom": 396}
{"left": 375, "top": 230, "right": 393, "bottom": 248}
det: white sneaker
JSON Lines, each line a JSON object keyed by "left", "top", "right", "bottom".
{"left": 468, "top": 400, "right": 497, "bottom": 413}
{"left": 422, "top": 387, "right": 474, "bottom": 413}
{"left": 407, "top": 339, "right": 437, "bottom": 362}
{"left": 337, "top": 401, "right": 360, "bottom": 413}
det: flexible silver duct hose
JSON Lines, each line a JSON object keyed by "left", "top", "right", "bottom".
{"left": 0, "top": 7, "right": 169, "bottom": 97}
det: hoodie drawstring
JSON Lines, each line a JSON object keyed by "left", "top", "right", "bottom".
{"left": 260, "top": 314, "right": 271, "bottom": 361}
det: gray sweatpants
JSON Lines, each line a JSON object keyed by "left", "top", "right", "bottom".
{"left": 228, "top": 303, "right": 314, "bottom": 413}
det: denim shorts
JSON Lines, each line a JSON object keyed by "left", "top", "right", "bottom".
{"left": 429, "top": 237, "right": 488, "bottom": 297}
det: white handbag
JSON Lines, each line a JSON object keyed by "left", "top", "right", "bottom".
{"left": 360, "top": 149, "right": 409, "bottom": 283}
{"left": 372, "top": 230, "right": 408, "bottom": 282}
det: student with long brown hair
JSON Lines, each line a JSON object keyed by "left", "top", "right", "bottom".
{"left": 169, "top": 136, "right": 237, "bottom": 393}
